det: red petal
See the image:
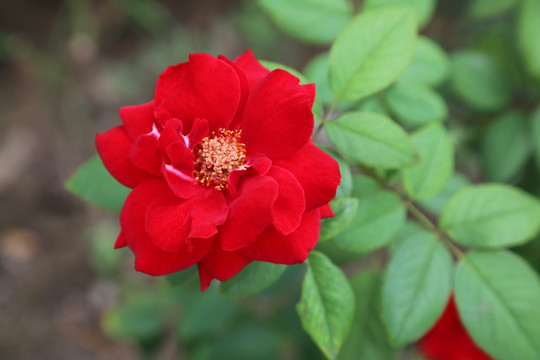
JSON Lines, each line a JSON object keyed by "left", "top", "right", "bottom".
{"left": 165, "top": 141, "right": 194, "bottom": 172}
{"left": 199, "top": 240, "right": 252, "bottom": 282}
{"left": 234, "top": 50, "right": 270, "bottom": 89}
{"left": 120, "top": 179, "right": 212, "bottom": 275}
{"left": 154, "top": 62, "right": 188, "bottom": 105}
{"left": 119, "top": 101, "right": 155, "bottom": 141}
{"left": 96, "top": 126, "right": 156, "bottom": 188}
{"left": 418, "top": 296, "right": 493, "bottom": 360}
{"left": 154, "top": 54, "right": 241, "bottom": 132}
{"left": 156, "top": 118, "right": 184, "bottom": 160}
{"left": 241, "top": 70, "right": 314, "bottom": 159}
{"left": 238, "top": 209, "right": 320, "bottom": 264}
{"left": 156, "top": 120, "right": 199, "bottom": 195}
{"left": 145, "top": 188, "right": 228, "bottom": 253}
{"left": 162, "top": 163, "right": 200, "bottom": 199}
{"left": 160, "top": 118, "right": 207, "bottom": 177}
{"left": 218, "top": 55, "right": 250, "bottom": 130}
{"left": 114, "top": 232, "right": 127, "bottom": 249}
{"left": 226, "top": 153, "right": 272, "bottom": 197}
{"left": 319, "top": 203, "right": 335, "bottom": 219}
{"left": 129, "top": 134, "right": 161, "bottom": 175}
{"left": 274, "top": 144, "right": 340, "bottom": 211}
{"left": 197, "top": 263, "right": 213, "bottom": 291}
{"left": 226, "top": 169, "right": 246, "bottom": 198}
{"left": 145, "top": 192, "right": 190, "bottom": 253}
{"left": 268, "top": 166, "right": 305, "bottom": 235}
{"left": 220, "top": 175, "right": 278, "bottom": 251}
{"left": 187, "top": 190, "right": 228, "bottom": 239}
{"left": 248, "top": 153, "right": 272, "bottom": 175}
{"left": 303, "top": 83, "right": 316, "bottom": 109}
{"left": 185, "top": 117, "right": 209, "bottom": 150}
{"left": 159, "top": 117, "right": 206, "bottom": 196}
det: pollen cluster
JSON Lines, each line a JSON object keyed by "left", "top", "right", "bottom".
{"left": 193, "top": 128, "right": 247, "bottom": 190}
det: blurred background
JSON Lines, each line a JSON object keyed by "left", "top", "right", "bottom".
{"left": 0, "top": 0, "right": 538, "bottom": 359}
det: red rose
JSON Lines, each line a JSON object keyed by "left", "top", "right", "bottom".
{"left": 418, "top": 295, "right": 492, "bottom": 360}
{"left": 96, "top": 50, "right": 340, "bottom": 290}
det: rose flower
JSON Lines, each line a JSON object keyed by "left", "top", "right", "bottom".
{"left": 418, "top": 295, "right": 492, "bottom": 360}
{"left": 96, "top": 51, "right": 340, "bottom": 290}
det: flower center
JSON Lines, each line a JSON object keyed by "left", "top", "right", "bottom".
{"left": 193, "top": 128, "right": 247, "bottom": 190}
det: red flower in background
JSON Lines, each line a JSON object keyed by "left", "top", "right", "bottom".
{"left": 96, "top": 50, "right": 340, "bottom": 290}
{"left": 418, "top": 295, "right": 492, "bottom": 360}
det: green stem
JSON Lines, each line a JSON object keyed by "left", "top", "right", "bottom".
{"left": 313, "top": 98, "right": 339, "bottom": 139}
{"left": 403, "top": 199, "right": 465, "bottom": 260}
{"left": 360, "top": 164, "right": 465, "bottom": 260}
{"left": 313, "top": 122, "right": 325, "bottom": 139}
{"left": 349, "top": 0, "right": 362, "bottom": 14}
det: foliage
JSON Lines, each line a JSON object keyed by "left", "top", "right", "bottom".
{"left": 65, "top": 0, "right": 540, "bottom": 359}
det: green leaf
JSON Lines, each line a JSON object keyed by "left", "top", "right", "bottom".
{"left": 468, "top": 0, "right": 519, "bottom": 19}
{"left": 450, "top": 50, "right": 511, "bottom": 111}
{"left": 326, "top": 112, "right": 418, "bottom": 169}
{"left": 304, "top": 54, "right": 360, "bottom": 111}
{"left": 472, "top": 24, "right": 521, "bottom": 85}
{"left": 218, "top": 261, "right": 287, "bottom": 298}
{"left": 403, "top": 123, "right": 454, "bottom": 200}
{"left": 385, "top": 82, "right": 448, "bottom": 128}
{"left": 329, "top": 7, "right": 417, "bottom": 101}
{"left": 338, "top": 272, "right": 397, "bottom": 360}
{"left": 178, "top": 287, "right": 236, "bottom": 342}
{"left": 398, "top": 36, "right": 451, "bottom": 87}
{"left": 518, "top": 0, "right": 540, "bottom": 80}
{"left": 330, "top": 176, "right": 405, "bottom": 253}
{"left": 441, "top": 184, "right": 540, "bottom": 248}
{"left": 320, "top": 198, "right": 359, "bottom": 241}
{"left": 363, "top": 0, "right": 436, "bottom": 28}
{"left": 260, "top": 60, "right": 323, "bottom": 118}
{"left": 382, "top": 230, "right": 453, "bottom": 345}
{"left": 356, "top": 96, "right": 388, "bottom": 115}
{"left": 420, "top": 173, "right": 470, "bottom": 215}
{"left": 65, "top": 155, "right": 130, "bottom": 212}
{"left": 257, "top": 0, "right": 353, "bottom": 44}
{"left": 205, "top": 324, "right": 280, "bottom": 360}
{"left": 260, "top": 60, "right": 310, "bottom": 84}
{"left": 389, "top": 221, "right": 426, "bottom": 255}
{"left": 533, "top": 107, "right": 540, "bottom": 170}
{"left": 304, "top": 53, "right": 334, "bottom": 105}
{"left": 315, "top": 241, "right": 364, "bottom": 266}
{"left": 296, "top": 251, "right": 355, "bottom": 360}
{"left": 103, "top": 295, "right": 165, "bottom": 341}
{"left": 335, "top": 159, "right": 353, "bottom": 198}
{"left": 481, "top": 111, "right": 531, "bottom": 182}
{"left": 165, "top": 266, "right": 199, "bottom": 287}
{"left": 455, "top": 250, "right": 540, "bottom": 360}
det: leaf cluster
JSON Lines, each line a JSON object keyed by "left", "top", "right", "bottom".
{"left": 66, "top": 0, "right": 540, "bottom": 358}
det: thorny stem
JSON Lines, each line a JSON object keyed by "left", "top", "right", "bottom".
{"left": 359, "top": 164, "right": 466, "bottom": 260}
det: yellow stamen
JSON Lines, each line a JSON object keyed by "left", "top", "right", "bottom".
{"left": 193, "top": 129, "right": 246, "bottom": 190}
